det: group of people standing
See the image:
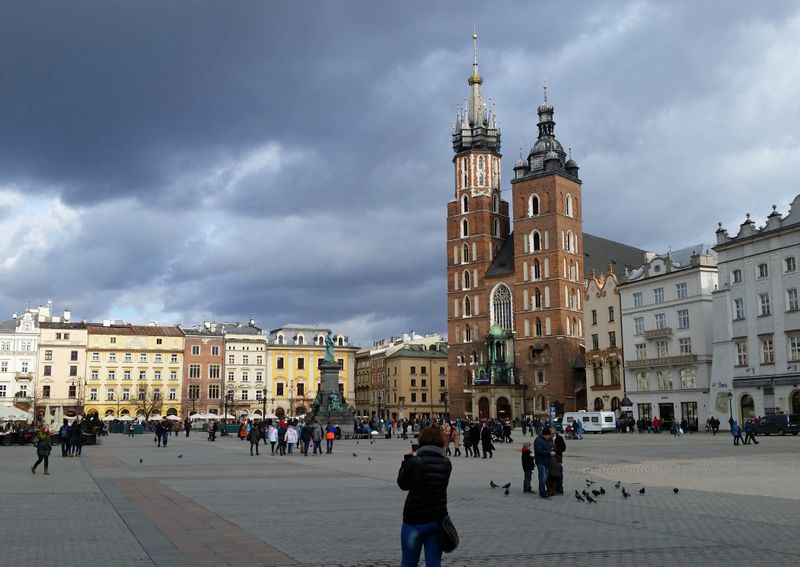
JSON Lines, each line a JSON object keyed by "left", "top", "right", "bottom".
{"left": 523, "top": 427, "right": 566, "bottom": 498}
{"left": 235, "top": 418, "right": 338, "bottom": 456}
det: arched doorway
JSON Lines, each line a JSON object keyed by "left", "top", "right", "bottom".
{"left": 740, "top": 394, "right": 755, "bottom": 420}
{"left": 478, "top": 397, "right": 490, "bottom": 419}
{"left": 611, "top": 397, "right": 620, "bottom": 413}
{"left": 594, "top": 397, "right": 604, "bottom": 411}
{"left": 496, "top": 397, "right": 512, "bottom": 420}
{"left": 275, "top": 407, "right": 286, "bottom": 420}
{"left": 792, "top": 390, "right": 800, "bottom": 415}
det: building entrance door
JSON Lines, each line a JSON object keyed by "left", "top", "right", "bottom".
{"left": 478, "top": 397, "right": 490, "bottom": 419}
{"left": 658, "top": 402, "right": 675, "bottom": 429}
{"left": 496, "top": 397, "right": 511, "bottom": 420}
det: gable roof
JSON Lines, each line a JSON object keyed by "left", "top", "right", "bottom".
{"left": 582, "top": 233, "right": 648, "bottom": 282}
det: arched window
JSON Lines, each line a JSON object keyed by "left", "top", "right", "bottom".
{"left": 461, "top": 195, "right": 468, "bottom": 213}
{"left": 535, "top": 317, "right": 542, "bottom": 336}
{"left": 464, "top": 296, "right": 472, "bottom": 317}
{"left": 492, "top": 193, "right": 499, "bottom": 212}
{"left": 337, "top": 336, "right": 344, "bottom": 346}
{"left": 565, "top": 194, "right": 574, "bottom": 217}
{"left": 534, "top": 288, "right": 542, "bottom": 309}
{"left": 611, "top": 397, "right": 620, "bottom": 412}
{"left": 594, "top": 397, "right": 604, "bottom": 411}
{"left": 462, "top": 158, "right": 468, "bottom": 187}
{"left": 566, "top": 230, "right": 573, "bottom": 252}
{"left": 478, "top": 157, "right": 485, "bottom": 187}
{"left": 455, "top": 326, "right": 461, "bottom": 343}
{"left": 463, "top": 270, "right": 471, "bottom": 289}
{"left": 491, "top": 284, "right": 513, "bottom": 331}
{"left": 470, "top": 351, "right": 477, "bottom": 364}
{"left": 532, "top": 231, "right": 541, "bottom": 251}
{"left": 457, "top": 350, "right": 464, "bottom": 364}
{"left": 461, "top": 219, "right": 469, "bottom": 238}
{"left": 533, "top": 259, "right": 541, "bottom": 280}
{"left": 528, "top": 195, "right": 540, "bottom": 216}
{"left": 296, "top": 334, "right": 305, "bottom": 345}
{"left": 524, "top": 319, "right": 530, "bottom": 336}
{"left": 317, "top": 335, "right": 325, "bottom": 345}
{"left": 277, "top": 334, "right": 285, "bottom": 345}
{"left": 478, "top": 155, "right": 484, "bottom": 171}
{"left": 462, "top": 243, "right": 469, "bottom": 264}
{"left": 465, "top": 325, "right": 472, "bottom": 342}
{"left": 478, "top": 171, "right": 484, "bottom": 185}
{"left": 493, "top": 218, "right": 500, "bottom": 237}
{"left": 566, "top": 318, "right": 572, "bottom": 335}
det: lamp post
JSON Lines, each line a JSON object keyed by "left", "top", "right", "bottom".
{"left": 443, "top": 391, "right": 449, "bottom": 421}
{"left": 222, "top": 390, "right": 234, "bottom": 436}
{"left": 261, "top": 390, "right": 267, "bottom": 420}
{"left": 727, "top": 390, "right": 734, "bottom": 425}
{"left": 377, "top": 392, "right": 382, "bottom": 423}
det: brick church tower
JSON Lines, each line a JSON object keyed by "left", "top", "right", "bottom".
{"left": 446, "top": 35, "right": 585, "bottom": 419}
{"left": 446, "top": 34, "right": 510, "bottom": 417}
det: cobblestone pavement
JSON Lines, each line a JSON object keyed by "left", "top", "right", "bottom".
{"left": 2, "top": 431, "right": 799, "bottom": 566}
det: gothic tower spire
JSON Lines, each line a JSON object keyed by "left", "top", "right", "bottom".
{"left": 453, "top": 30, "right": 500, "bottom": 153}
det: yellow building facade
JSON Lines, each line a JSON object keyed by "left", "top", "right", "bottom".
{"left": 266, "top": 326, "right": 356, "bottom": 419}
{"left": 385, "top": 342, "right": 449, "bottom": 420}
{"left": 85, "top": 324, "right": 185, "bottom": 418}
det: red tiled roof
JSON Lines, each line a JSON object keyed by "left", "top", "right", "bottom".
{"left": 86, "top": 324, "right": 184, "bottom": 337}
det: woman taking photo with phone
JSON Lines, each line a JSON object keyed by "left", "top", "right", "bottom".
{"left": 397, "top": 425, "right": 452, "bottom": 567}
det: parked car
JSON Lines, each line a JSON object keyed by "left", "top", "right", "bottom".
{"left": 752, "top": 414, "right": 800, "bottom": 436}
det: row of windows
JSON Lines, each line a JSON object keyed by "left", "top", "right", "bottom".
{"left": 460, "top": 193, "right": 501, "bottom": 214}
{"left": 189, "top": 345, "right": 221, "bottom": 356}
{"left": 524, "top": 193, "right": 576, "bottom": 218}
{"left": 734, "top": 334, "right": 800, "bottom": 366}
{"left": 459, "top": 217, "right": 502, "bottom": 239}
{"left": 0, "top": 360, "right": 30, "bottom": 373}
{"left": 634, "top": 368, "right": 696, "bottom": 391}
{"left": 89, "top": 369, "right": 179, "bottom": 381}
{"left": 273, "top": 333, "right": 346, "bottom": 346}
{"left": 591, "top": 307, "right": 616, "bottom": 325}
{"left": 731, "top": 257, "right": 796, "bottom": 284}
{"left": 88, "top": 387, "right": 179, "bottom": 401}
{"left": 0, "top": 340, "right": 34, "bottom": 351}
{"left": 634, "top": 338, "right": 693, "bottom": 359}
{"left": 590, "top": 332, "right": 617, "bottom": 350}
{"left": 89, "top": 352, "right": 180, "bottom": 364}
{"left": 632, "top": 309, "right": 691, "bottom": 334}
{"left": 733, "top": 289, "right": 799, "bottom": 319}
{"left": 632, "top": 283, "right": 688, "bottom": 307}
{"left": 458, "top": 155, "right": 500, "bottom": 190}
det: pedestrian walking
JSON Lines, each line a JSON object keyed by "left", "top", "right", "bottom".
{"left": 325, "top": 420, "right": 336, "bottom": 454}
{"left": 451, "top": 424, "right": 461, "bottom": 457}
{"left": 69, "top": 420, "right": 83, "bottom": 457}
{"left": 480, "top": 422, "right": 494, "bottom": 459}
{"left": 534, "top": 427, "right": 555, "bottom": 498}
{"left": 267, "top": 422, "right": 278, "bottom": 454}
{"left": 59, "top": 419, "right": 71, "bottom": 457}
{"left": 731, "top": 420, "right": 744, "bottom": 445}
{"left": 397, "top": 426, "right": 452, "bottom": 567}
{"left": 743, "top": 419, "right": 759, "bottom": 445}
{"left": 31, "top": 427, "right": 52, "bottom": 475}
{"left": 184, "top": 418, "right": 192, "bottom": 438}
{"left": 247, "top": 424, "right": 260, "bottom": 456}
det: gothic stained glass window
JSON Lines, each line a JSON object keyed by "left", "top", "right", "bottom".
{"left": 492, "top": 284, "right": 513, "bottom": 331}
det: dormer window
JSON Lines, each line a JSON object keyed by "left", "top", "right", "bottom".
{"left": 277, "top": 334, "right": 285, "bottom": 345}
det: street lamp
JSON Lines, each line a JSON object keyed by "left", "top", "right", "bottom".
{"left": 727, "top": 390, "right": 734, "bottom": 425}
{"left": 222, "top": 390, "right": 234, "bottom": 436}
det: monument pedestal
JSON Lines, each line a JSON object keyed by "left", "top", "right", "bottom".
{"left": 309, "top": 360, "right": 355, "bottom": 429}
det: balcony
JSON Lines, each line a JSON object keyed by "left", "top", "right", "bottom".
{"left": 644, "top": 327, "right": 672, "bottom": 339}
{"left": 626, "top": 354, "right": 697, "bottom": 368}
{"left": 15, "top": 373, "right": 33, "bottom": 381}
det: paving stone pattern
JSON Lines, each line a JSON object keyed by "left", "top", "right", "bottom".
{"left": 1, "top": 431, "right": 799, "bottom": 566}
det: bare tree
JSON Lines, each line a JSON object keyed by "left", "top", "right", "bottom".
{"left": 133, "top": 385, "right": 164, "bottom": 421}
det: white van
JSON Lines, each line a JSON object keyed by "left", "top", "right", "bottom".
{"left": 562, "top": 411, "right": 615, "bottom": 434}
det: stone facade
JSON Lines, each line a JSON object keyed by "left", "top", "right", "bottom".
{"left": 709, "top": 197, "right": 800, "bottom": 425}
{"left": 584, "top": 268, "right": 624, "bottom": 414}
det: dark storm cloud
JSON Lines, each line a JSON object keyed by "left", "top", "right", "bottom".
{"left": 2, "top": 1, "right": 800, "bottom": 345}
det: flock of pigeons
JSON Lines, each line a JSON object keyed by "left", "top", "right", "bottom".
{"left": 573, "top": 479, "right": 679, "bottom": 503}
{"left": 489, "top": 477, "right": 680, "bottom": 501}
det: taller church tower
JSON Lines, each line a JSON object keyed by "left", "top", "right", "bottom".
{"left": 446, "top": 34, "right": 510, "bottom": 418}
{"left": 511, "top": 90, "right": 584, "bottom": 414}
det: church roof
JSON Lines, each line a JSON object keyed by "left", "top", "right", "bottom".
{"left": 485, "top": 231, "right": 647, "bottom": 281}
{"left": 485, "top": 235, "right": 515, "bottom": 277}
{"left": 583, "top": 233, "right": 648, "bottom": 281}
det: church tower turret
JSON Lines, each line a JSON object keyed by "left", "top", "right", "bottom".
{"left": 447, "top": 33, "right": 510, "bottom": 417}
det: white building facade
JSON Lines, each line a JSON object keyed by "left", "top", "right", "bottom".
{"left": 0, "top": 310, "right": 39, "bottom": 411}
{"left": 584, "top": 267, "right": 624, "bottom": 414}
{"left": 620, "top": 251, "right": 718, "bottom": 430}
{"left": 709, "top": 198, "right": 800, "bottom": 427}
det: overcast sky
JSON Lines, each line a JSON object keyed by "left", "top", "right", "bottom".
{"left": 1, "top": 1, "right": 799, "bottom": 346}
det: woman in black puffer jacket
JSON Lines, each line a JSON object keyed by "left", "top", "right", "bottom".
{"left": 397, "top": 425, "right": 452, "bottom": 567}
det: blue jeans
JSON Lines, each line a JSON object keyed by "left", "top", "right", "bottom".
{"left": 326, "top": 439, "right": 334, "bottom": 453}
{"left": 537, "top": 464, "right": 549, "bottom": 496}
{"left": 400, "top": 521, "right": 441, "bottom": 567}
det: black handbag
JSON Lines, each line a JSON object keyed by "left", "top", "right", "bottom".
{"left": 439, "top": 514, "right": 459, "bottom": 553}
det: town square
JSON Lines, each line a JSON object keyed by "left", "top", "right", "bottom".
{"left": 2, "top": 1, "right": 800, "bottom": 565}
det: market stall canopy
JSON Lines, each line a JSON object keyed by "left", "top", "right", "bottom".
{"left": 166, "top": 415, "right": 181, "bottom": 421}
{"left": 0, "top": 405, "right": 33, "bottom": 422}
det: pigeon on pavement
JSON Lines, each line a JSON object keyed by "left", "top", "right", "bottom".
{"left": 502, "top": 482, "right": 511, "bottom": 489}
{"left": 599, "top": 487, "right": 606, "bottom": 495}
{"left": 490, "top": 481, "right": 499, "bottom": 489}
{"left": 614, "top": 481, "right": 621, "bottom": 489}
{"left": 591, "top": 489, "right": 601, "bottom": 497}
{"left": 622, "top": 488, "right": 630, "bottom": 498}
{"left": 352, "top": 453, "right": 358, "bottom": 457}
{"left": 673, "top": 487, "right": 679, "bottom": 493}
{"left": 504, "top": 488, "right": 509, "bottom": 496}
{"left": 575, "top": 491, "right": 585, "bottom": 502}
{"left": 586, "top": 494, "right": 597, "bottom": 503}
{"left": 639, "top": 487, "right": 646, "bottom": 495}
